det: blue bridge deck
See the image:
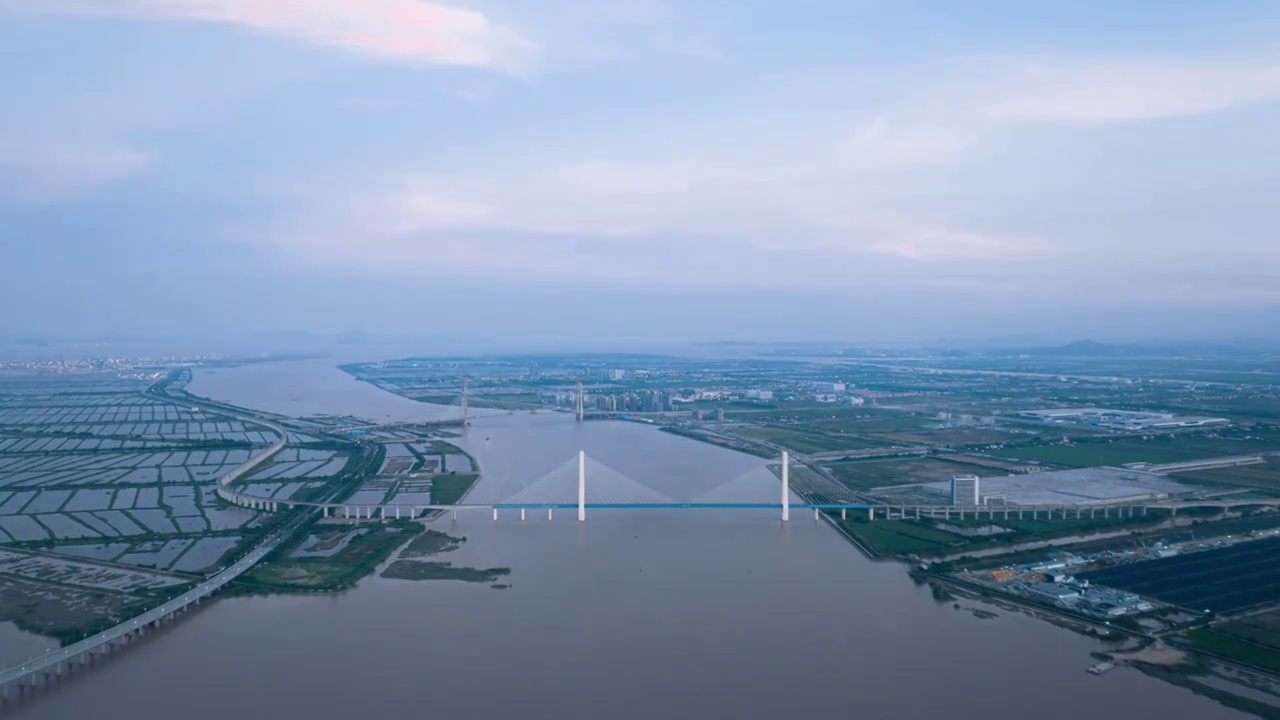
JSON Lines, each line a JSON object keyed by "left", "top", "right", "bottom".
{"left": 492, "top": 503, "right": 872, "bottom": 510}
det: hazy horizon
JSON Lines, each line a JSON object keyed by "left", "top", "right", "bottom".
{"left": 4, "top": 1, "right": 1279, "bottom": 344}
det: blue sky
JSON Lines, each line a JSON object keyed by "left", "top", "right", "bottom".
{"left": 2, "top": 0, "right": 1279, "bottom": 345}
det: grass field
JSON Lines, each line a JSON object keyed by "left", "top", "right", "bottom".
{"left": 875, "top": 429, "right": 1011, "bottom": 446}
{"left": 1218, "top": 613, "right": 1280, "bottom": 651}
{"left": 983, "top": 436, "right": 1280, "bottom": 467}
{"left": 797, "top": 414, "right": 930, "bottom": 435}
{"left": 733, "top": 426, "right": 883, "bottom": 454}
{"left": 1188, "top": 628, "right": 1280, "bottom": 673}
{"left": 243, "top": 522, "right": 422, "bottom": 591}
{"left": 823, "top": 457, "right": 981, "bottom": 492}
{"left": 834, "top": 520, "right": 964, "bottom": 556}
{"left": 1173, "top": 459, "right": 1280, "bottom": 492}
{"left": 431, "top": 473, "right": 480, "bottom": 505}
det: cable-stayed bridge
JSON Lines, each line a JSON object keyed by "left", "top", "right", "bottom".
{"left": 219, "top": 448, "right": 1162, "bottom": 526}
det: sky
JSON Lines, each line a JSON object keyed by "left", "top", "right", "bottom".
{"left": 3, "top": 0, "right": 1280, "bottom": 347}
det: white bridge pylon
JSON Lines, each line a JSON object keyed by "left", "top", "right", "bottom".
{"left": 578, "top": 450, "right": 586, "bottom": 522}
{"left": 499, "top": 452, "right": 676, "bottom": 513}
{"left": 782, "top": 450, "right": 790, "bottom": 522}
{"left": 497, "top": 451, "right": 794, "bottom": 522}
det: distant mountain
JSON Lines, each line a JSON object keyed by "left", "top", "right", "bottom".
{"left": 1020, "top": 339, "right": 1278, "bottom": 357}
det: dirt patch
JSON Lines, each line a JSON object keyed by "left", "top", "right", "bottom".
{"left": 1111, "top": 642, "right": 1188, "bottom": 667}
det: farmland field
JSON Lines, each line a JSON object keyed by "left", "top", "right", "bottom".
{"left": 984, "top": 435, "right": 1280, "bottom": 468}
{"left": 1171, "top": 458, "right": 1280, "bottom": 492}
{"left": 823, "top": 457, "right": 987, "bottom": 492}
{"left": 734, "top": 426, "right": 882, "bottom": 454}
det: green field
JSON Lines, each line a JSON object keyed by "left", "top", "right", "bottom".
{"left": 984, "top": 435, "right": 1280, "bottom": 467}
{"left": 734, "top": 426, "right": 883, "bottom": 454}
{"left": 242, "top": 523, "right": 422, "bottom": 591}
{"left": 1188, "top": 628, "right": 1280, "bottom": 673}
{"left": 834, "top": 520, "right": 964, "bottom": 555}
{"left": 832, "top": 512, "right": 1164, "bottom": 559}
{"left": 1174, "top": 459, "right": 1280, "bottom": 492}
{"left": 431, "top": 473, "right": 481, "bottom": 505}
{"left": 823, "top": 457, "right": 980, "bottom": 491}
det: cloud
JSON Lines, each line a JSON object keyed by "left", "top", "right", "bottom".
{"left": 835, "top": 55, "right": 1280, "bottom": 168}
{"left": 0, "top": 142, "right": 149, "bottom": 202}
{"left": 983, "top": 59, "right": 1280, "bottom": 127}
{"left": 118, "top": 37, "right": 1276, "bottom": 296}
{"left": 868, "top": 227, "right": 1047, "bottom": 263}
{"left": 6, "top": 0, "right": 535, "bottom": 74}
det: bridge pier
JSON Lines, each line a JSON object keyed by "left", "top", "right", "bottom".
{"left": 395, "top": 507, "right": 401, "bottom": 520}
{"left": 841, "top": 508, "right": 846, "bottom": 520}
{"left": 814, "top": 508, "right": 819, "bottom": 521}
{"left": 548, "top": 508, "right": 553, "bottom": 521}
{"left": 868, "top": 507, "right": 873, "bottom": 521}
{"left": 915, "top": 506, "right": 921, "bottom": 519}
{"left": 452, "top": 509, "right": 458, "bottom": 522}
{"left": 578, "top": 450, "right": 586, "bottom": 523}
{"left": 781, "top": 451, "right": 790, "bottom": 523}
{"left": 493, "top": 508, "right": 498, "bottom": 522}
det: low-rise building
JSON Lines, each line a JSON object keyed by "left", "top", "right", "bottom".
{"left": 1025, "top": 583, "right": 1081, "bottom": 603}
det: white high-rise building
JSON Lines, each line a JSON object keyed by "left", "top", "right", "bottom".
{"left": 951, "top": 474, "right": 980, "bottom": 505}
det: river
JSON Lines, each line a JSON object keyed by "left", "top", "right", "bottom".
{"left": 6, "top": 359, "right": 1251, "bottom": 718}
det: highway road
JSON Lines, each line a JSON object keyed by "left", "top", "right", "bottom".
{"left": 0, "top": 522, "right": 296, "bottom": 692}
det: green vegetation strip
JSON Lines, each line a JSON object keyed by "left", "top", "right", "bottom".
{"left": 1188, "top": 628, "right": 1280, "bottom": 673}
{"left": 381, "top": 561, "right": 510, "bottom": 583}
{"left": 240, "top": 522, "right": 423, "bottom": 592}
{"left": 431, "top": 473, "right": 480, "bottom": 505}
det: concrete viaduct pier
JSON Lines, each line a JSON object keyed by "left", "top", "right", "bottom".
{"left": 0, "top": 534, "right": 288, "bottom": 705}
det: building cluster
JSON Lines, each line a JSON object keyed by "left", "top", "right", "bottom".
{"left": 538, "top": 388, "right": 674, "bottom": 412}
{"left": 935, "top": 411, "right": 996, "bottom": 425}
{"left": 0, "top": 356, "right": 207, "bottom": 374}
{"left": 1018, "top": 408, "right": 1229, "bottom": 431}
{"left": 592, "top": 390, "right": 675, "bottom": 413}
{"left": 983, "top": 557, "right": 1156, "bottom": 618}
